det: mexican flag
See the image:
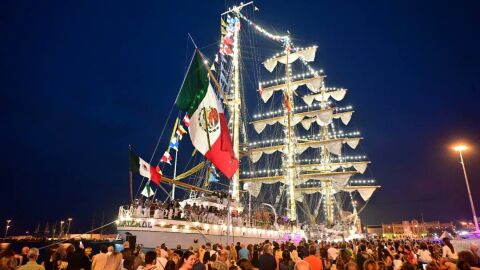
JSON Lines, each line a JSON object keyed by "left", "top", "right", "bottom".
{"left": 129, "top": 150, "right": 162, "bottom": 185}
{"left": 175, "top": 50, "right": 239, "bottom": 179}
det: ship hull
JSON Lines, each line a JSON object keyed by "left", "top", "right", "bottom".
{"left": 116, "top": 218, "right": 303, "bottom": 249}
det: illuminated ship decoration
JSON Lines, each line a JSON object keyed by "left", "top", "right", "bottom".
{"left": 117, "top": 2, "right": 380, "bottom": 246}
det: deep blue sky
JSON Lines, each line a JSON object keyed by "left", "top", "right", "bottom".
{"left": 1, "top": 0, "right": 480, "bottom": 234}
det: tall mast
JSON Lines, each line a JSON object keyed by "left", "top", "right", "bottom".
{"left": 231, "top": 14, "right": 241, "bottom": 202}
{"left": 319, "top": 84, "right": 334, "bottom": 224}
{"left": 284, "top": 43, "right": 297, "bottom": 221}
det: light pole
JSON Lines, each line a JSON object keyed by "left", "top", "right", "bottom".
{"left": 4, "top": 220, "right": 11, "bottom": 238}
{"left": 60, "top": 221, "right": 65, "bottom": 238}
{"left": 453, "top": 144, "right": 480, "bottom": 233}
{"left": 67, "top": 218, "right": 72, "bottom": 236}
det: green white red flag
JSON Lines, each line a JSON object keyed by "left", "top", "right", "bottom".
{"left": 129, "top": 150, "right": 162, "bottom": 185}
{"left": 175, "top": 50, "right": 239, "bottom": 179}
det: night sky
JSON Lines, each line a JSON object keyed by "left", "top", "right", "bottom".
{"left": 1, "top": 0, "right": 480, "bottom": 234}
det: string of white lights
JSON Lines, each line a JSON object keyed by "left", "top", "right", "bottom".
{"left": 297, "top": 156, "right": 368, "bottom": 163}
{"left": 252, "top": 105, "right": 352, "bottom": 119}
{"left": 350, "top": 179, "right": 376, "bottom": 184}
{"left": 236, "top": 12, "right": 289, "bottom": 43}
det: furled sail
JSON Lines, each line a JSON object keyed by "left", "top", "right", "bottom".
{"left": 260, "top": 76, "right": 323, "bottom": 102}
{"left": 302, "top": 88, "right": 347, "bottom": 105}
{"left": 300, "top": 161, "right": 369, "bottom": 174}
{"left": 248, "top": 137, "right": 362, "bottom": 162}
{"left": 263, "top": 46, "right": 318, "bottom": 72}
{"left": 252, "top": 109, "right": 354, "bottom": 133}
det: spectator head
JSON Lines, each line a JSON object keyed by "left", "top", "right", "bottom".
{"left": 27, "top": 248, "right": 39, "bottom": 259}
{"left": 145, "top": 251, "right": 157, "bottom": 265}
{"left": 457, "top": 251, "right": 476, "bottom": 270}
{"left": 359, "top": 244, "right": 367, "bottom": 252}
{"left": 21, "top": 247, "right": 30, "bottom": 255}
{"left": 85, "top": 247, "right": 92, "bottom": 256}
{"left": 177, "top": 245, "right": 182, "bottom": 250}
{"left": 309, "top": 245, "right": 316, "bottom": 256}
{"left": 282, "top": 250, "right": 291, "bottom": 262}
{"left": 100, "top": 245, "right": 108, "bottom": 254}
{"left": 218, "top": 250, "right": 228, "bottom": 262}
{"left": 263, "top": 244, "right": 273, "bottom": 254}
{"left": 237, "top": 258, "right": 254, "bottom": 270}
{"left": 470, "top": 243, "right": 478, "bottom": 254}
{"left": 108, "top": 246, "right": 114, "bottom": 253}
{"left": 294, "top": 260, "right": 310, "bottom": 270}
{"left": 345, "top": 262, "right": 358, "bottom": 270}
{"left": 178, "top": 251, "right": 196, "bottom": 270}
{"left": 400, "top": 263, "right": 415, "bottom": 270}
{"left": 363, "top": 260, "right": 377, "bottom": 270}
{"left": 123, "top": 241, "right": 130, "bottom": 249}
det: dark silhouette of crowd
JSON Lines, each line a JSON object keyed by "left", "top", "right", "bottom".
{"left": 1, "top": 237, "right": 479, "bottom": 270}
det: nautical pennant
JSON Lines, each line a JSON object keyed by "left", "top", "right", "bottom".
{"left": 161, "top": 151, "right": 172, "bottom": 165}
{"left": 176, "top": 124, "right": 187, "bottom": 139}
{"left": 169, "top": 137, "right": 179, "bottom": 151}
{"left": 141, "top": 184, "right": 154, "bottom": 197}
{"left": 209, "top": 173, "right": 219, "bottom": 183}
{"left": 182, "top": 114, "right": 191, "bottom": 128}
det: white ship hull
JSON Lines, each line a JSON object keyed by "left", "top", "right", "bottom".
{"left": 116, "top": 218, "right": 304, "bottom": 249}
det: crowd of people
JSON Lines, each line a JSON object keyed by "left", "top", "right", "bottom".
{"left": 122, "top": 198, "right": 277, "bottom": 228}
{"left": 1, "top": 237, "right": 479, "bottom": 270}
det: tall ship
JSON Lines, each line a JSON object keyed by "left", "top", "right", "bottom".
{"left": 116, "top": 2, "right": 379, "bottom": 248}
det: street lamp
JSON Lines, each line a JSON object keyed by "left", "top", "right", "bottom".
{"left": 453, "top": 144, "right": 480, "bottom": 233}
{"left": 67, "top": 218, "right": 73, "bottom": 236}
{"left": 60, "top": 221, "right": 65, "bottom": 238}
{"left": 4, "top": 220, "right": 12, "bottom": 238}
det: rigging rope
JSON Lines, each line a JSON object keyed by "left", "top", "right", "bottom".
{"left": 37, "top": 220, "right": 118, "bottom": 250}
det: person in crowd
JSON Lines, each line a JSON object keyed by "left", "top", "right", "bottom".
{"left": 92, "top": 245, "right": 108, "bottom": 270}
{"left": 137, "top": 251, "right": 156, "bottom": 270}
{"left": 259, "top": 244, "right": 277, "bottom": 270}
{"left": 441, "top": 238, "right": 458, "bottom": 260}
{"left": 178, "top": 252, "right": 197, "bottom": 270}
{"left": 328, "top": 245, "right": 339, "bottom": 265}
{"left": 66, "top": 243, "right": 91, "bottom": 270}
{"left": 192, "top": 251, "right": 205, "bottom": 270}
{"left": 104, "top": 248, "right": 123, "bottom": 270}
{"left": 417, "top": 242, "right": 433, "bottom": 268}
{"left": 175, "top": 245, "right": 184, "bottom": 258}
{"left": 85, "top": 248, "right": 93, "bottom": 263}
{"left": 344, "top": 262, "right": 358, "bottom": 270}
{"left": 239, "top": 244, "right": 249, "bottom": 260}
{"left": 304, "top": 245, "right": 322, "bottom": 270}
{"left": 356, "top": 245, "right": 372, "bottom": 270}
{"left": 17, "top": 248, "right": 44, "bottom": 270}
{"left": 392, "top": 255, "right": 402, "bottom": 270}
{"left": 18, "top": 247, "right": 30, "bottom": 266}
{"left": 155, "top": 246, "right": 168, "bottom": 270}
{"left": 251, "top": 245, "right": 260, "bottom": 268}
{"left": 294, "top": 260, "right": 310, "bottom": 270}
{"left": 383, "top": 255, "right": 394, "bottom": 270}
{"left": 362, "top": 260, "right": 377, "bottom": 270}
{"left": 279, "top": 250, "right": 294, "bottom": 270}
{"left": 211, "top": 250, "right": 228, "bottom": 270}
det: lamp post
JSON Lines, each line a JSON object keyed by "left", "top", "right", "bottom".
{"left": 67, "top": 218, "right": 72, "bottom": 236}
{"left": 453, "top": 144, "right": 480, "bottom": 233}
{"left": 60, "top": 221, "right": 65, "bottom": 238}
{"left": 4, "top": 220, "right": 11, "bottom": 238}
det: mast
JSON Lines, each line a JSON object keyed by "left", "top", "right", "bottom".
{"left": 231, "top": 8, "right": 378, "bottom": 232}
{"left": 231, "top": 18, "right": 240, "bottom": 202}
{"left": 283, "top": 42, "right": 297, "bottom": 221}
{"left": 319, "top": 82, "right": 334, "bottom": 224}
